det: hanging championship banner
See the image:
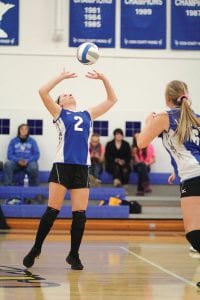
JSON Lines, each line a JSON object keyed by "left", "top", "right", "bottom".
{"left": 171, "top": 1, "right": 200, "bottom": 50}
{"left": 0, "top": 0, "right": 19, "bottom": 46}
{"left": 69, "top": 0, "right": 115, "bottom": 48}
{"left": 121, "top": 0, "right": 166, "bottom": 49}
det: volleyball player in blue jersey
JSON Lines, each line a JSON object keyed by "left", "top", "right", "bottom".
{"left": 136, "top": 80, "right": 200, "bottom": 254}
{"left": 23, "top": 69, "right": 117, "bottom": 270}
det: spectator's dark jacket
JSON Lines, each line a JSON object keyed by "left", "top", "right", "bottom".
{"left": 105, "top": 139, "right": 131, "bottom": 173}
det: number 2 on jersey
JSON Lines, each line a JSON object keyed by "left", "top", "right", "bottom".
{"left": 74, "top": 116, "right": 83, "bottom": 131}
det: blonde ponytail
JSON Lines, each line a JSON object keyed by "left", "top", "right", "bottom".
{"left": 176, "top": 98, "right": 200, "bottom": 144}
{"left": 165, "top": 80, "right": 200, "bottom": 144}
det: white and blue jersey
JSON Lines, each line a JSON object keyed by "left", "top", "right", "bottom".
{"left": 161, "top": 108, "right": 200, "bottom": 182}
{"left": 53, "top": 109, "right": 92, "bottom": 165}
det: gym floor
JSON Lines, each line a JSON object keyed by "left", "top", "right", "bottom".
{"left": 0, "top": 229, "right": 199, "bottom": 300}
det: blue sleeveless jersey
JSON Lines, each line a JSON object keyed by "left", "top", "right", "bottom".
{"left": 53, "top": 109, "right": 92, "bottom": 165}
{"left": 161, "top": 108, "right": 200, "bottom": 182}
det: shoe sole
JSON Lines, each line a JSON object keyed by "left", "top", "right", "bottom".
{"left": 66, "top": 257, "right": 83, "bottom": 270}
{"left": 23, "top": 253, "right": 40, "bottom": 268}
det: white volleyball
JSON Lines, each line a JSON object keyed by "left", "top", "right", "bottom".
{"left": 76, "top": 42, "right": 99, "bottom": 65}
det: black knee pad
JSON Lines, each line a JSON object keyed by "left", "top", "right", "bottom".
{"left": 186, "top": 230, "right": 200, "bottom": 253}
{"left": 41, "top": 206, "right": 59, "bottom": 226}
{"left": 71, "top": 211, "right": 86, "bottom": 230}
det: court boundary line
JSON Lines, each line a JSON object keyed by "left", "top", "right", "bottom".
{"left": 6, "top": 241, "right": 197, "bottom": 288}
{"left": 120, "top": 246, "right": 196, "bottom": 287}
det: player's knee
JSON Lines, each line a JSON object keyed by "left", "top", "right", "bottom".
{"left": 186, "top": 230, "right": 200, "bottom": 253}
{"left": 72, "top": 211, "right": 86, "bottom": 230}
{"left": 41, "top": 206, "right": 59, "bottom": 226}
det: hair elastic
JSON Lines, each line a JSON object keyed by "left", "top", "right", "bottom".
{"left": 177, "top": 94, "right": 188, "bottom": 103}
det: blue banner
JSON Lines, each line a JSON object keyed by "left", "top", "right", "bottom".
{"left": 0, "top": 0, "right": 19, "bottom": 46}
{"left": 171, "top": 1, "right": 200, "bottom": 50}
{"left": 121, "top": 0, "right": 166, "bottom": 49}
{"left": 69, "top": 0, "right": 115, "bottom": 48}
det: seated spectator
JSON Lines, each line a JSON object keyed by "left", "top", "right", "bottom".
{"left": 132, "top": 132, "right": 155, "bottom": 196}
{"left": 89, "top": 133, "right": 104, "bottom": 186}
{"left": 3, "top": 123, "right": 40, "bottom": 186}
{"left": 105, "top": 128, "right": 131, "bottom": 187}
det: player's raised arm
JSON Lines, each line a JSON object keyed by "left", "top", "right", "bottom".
{"left": 86, "top": 70, "right": 118, "bottom": 120}
{"left": 38, "top": 70, "right": 77, "bottom": 118}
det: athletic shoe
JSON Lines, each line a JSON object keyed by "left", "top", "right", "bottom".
{"left": 113, "top": 179, "right": 122, "bottom": 187}
{"left": 23, "top": 247, "right": 41, "bottom": 268}
{"left": 189, "top": 246, "right": 197, "bottom": 253}
{"left": 188, "top": 246, "right": 200, "bottom": 258}
{"left": 66, "top": 253, "right": 83, "bottom": 270}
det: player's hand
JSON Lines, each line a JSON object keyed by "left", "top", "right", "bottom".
{"left": 168, "top": 172, "right": 176, "bottom": 184}
{"left": 85, "top": 70, "right": 105, "bottom": 80}
{"left": 60, "top": 68, "right": 78, "bottom": 79}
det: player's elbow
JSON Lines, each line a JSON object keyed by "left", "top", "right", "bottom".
{"left": 110, "top": 97, "right": 118, "bottom": 104}
{"left": 38, "top": 88, "right": 46, "bottom": 99}
{"left": 38, "top": 88, "right": 43, "bottom": 97}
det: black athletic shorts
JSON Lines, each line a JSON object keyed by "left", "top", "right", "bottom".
{"left": 180, "top": 176, "right": 200, "bottom": 198}
{"left": 48, "top": 163, "right": 90, "bottom": 189}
